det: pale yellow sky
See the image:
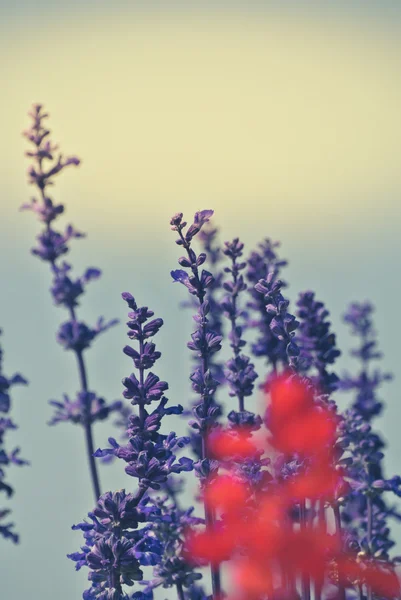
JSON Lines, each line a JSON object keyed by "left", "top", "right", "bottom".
{"left": 2, "top": 11, "right": 401, "bottom": 241}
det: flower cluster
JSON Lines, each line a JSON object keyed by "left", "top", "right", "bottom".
{"left": 254, "top": 272, "right": 300, "bottom": 369}
{"left": 22, "top": 103, "right": 122, "bottom": 499}
{"left": 17, "top": 113, "right": 401, "bottom": 600}
{"left": 340, "top": 302, "right": 392, "bottom": 420}
{"left": 296, "top": 291, "right": 341, "bottom": 395}
{"left": 68, "top": 490, "right": 162, "bottom": 600}
{"left": 71, "top": 294, "right": 203, "bottom": 599}
{"left": 246, "top": 239, "right": 288, "bottom": 371}
{"left": 138, "top": 496, "right": 205, "bottom": 598}
{"left": 170, "top": 211, "right": 223, "bottom": 479}
{"left": 338, "top": 303, "right": 400, "bottom": 574}
{"left": 181, "top": 225, "right": 225, "bottom": 461}
{"left": 170, "top": 210, "right": 224, "bottom": 597}
{"left": 218, "top": 238, "right": 266, "bottom": 490}
{"left": 186, "top": 375, "right": 400, "bottom": 600}
{"left": 221, "top": 238, "right": 258, "bottom": 411}
{"left": 0, "top": 330, "right": 28, "bottom": 543}
{"left": 95, "top": 293, "right": 193, "bottom": 489}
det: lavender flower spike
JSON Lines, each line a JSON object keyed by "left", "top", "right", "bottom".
{"left": 0, "top": 329, "right": 28, "bottom": 543}
{"left": 340, "top": 302, "right": 392, "bottom": 420}
{"left": 69, "top": 490, "right": 162, "bottom": 600}
{"left": 338, "top": 302, "right": 399, "bottom": 569}
{"left": 221, "top": 238, "right": 258, "bottom": 413}
{"left": 22, "top": 104, "right": 122, "bottom": 500}
{"left": 296, "top": 291, "right": 341, "bottom": 396}
{"left": 170, "top": 210, "right": 223, "bottom": 598}
{"left": 95, "top": 293, "right": 193, "bottom": 490}
{"left": 255, "top": 271, "right": 300, "bottom": 369}
{"left": 73, "top": 294, "right": 201, "bottom": 599}
{"left": 246, "top": 239, "right": 288, "bottom": 372}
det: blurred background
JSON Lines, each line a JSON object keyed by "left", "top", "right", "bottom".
{"left": 1, "top": 1, "right": 401, "bottom": 598}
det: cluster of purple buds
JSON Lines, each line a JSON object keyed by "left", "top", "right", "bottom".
{"left": 218, "top": 238, "right": 270, "bottom": 490}
{"left": 170, "top": 210, "right": 224, "bottom": 597}
{"left": 296, "top": 291, "right": 341, "bottom": 395}
{"left": 48, "top": 392, "right": 123, "bottom": 427}
{"left": 338, "top": 303, "right": 400, "bottom": 565}
{"left": 254, "top": 272, "right": 300, "bottom": 369}
{"left": 170, "top": 211, "right": 223, "bottom": 479}
{"left": 221, "top": 238, "right": 258, "bottom": 411}
{"left": 72, "top": 293, "right": 203, "bottom": 599}
{"left": 340, "top": 302, "right": 392, "bottom": 420}
{"left": 95, "top": 293, "right": 193, "bottom": 490}
{"left": 180, "top": 225, "right": 225, "bottom": 460}
{"left": 0, "top": 330, "right": 28, "bottom": 543}
{"left": 22, "top": 103, "right": 123, "bottom": 499}
{"left": 139, "top": 496, "right": 205, "bottom": 598}
{"left": 68, "top": 490, "right": 163, "bottom": 600}
{"left": 246, "top": 239, "right": 288, "bottom": 370}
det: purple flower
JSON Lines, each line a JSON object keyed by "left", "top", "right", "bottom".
{"left": 170, "top": 210, "right": 224, "bottom": 597}
{"left": 340, "top": 302, "right": 392, "bottom": 420}
{"left": 95, "top": 294, "right": 193, "bottom": 490}
{"left": 170, "top": 211, "right": 223, "bottom": 471}
{"left": 255, "top": 272, "right": 300, "bottom": 369}
{"left": 296, "top": 291, "right": 341, "bottom": 395}
{"left": 246, "top": 239, "right": 288, "bottom": 371}
{"left": 139, "top": 497, "right": 204, "bottom": 593}
{"left": 22, "top": 103, "right": 123, "bottom": 500}
{"left": 0, "top": 330, "right": 28, "bottom": 543}
{"left": 221, "top": 238, "right": 258, "bottom": 411}
{"left": 69, "top": 490, "right": 162, "bottom": 599}
{"left": 48, "top": 392, "right": 122, "bottom": 427}
{"left": 338, "top": 302, "right": 399, "bottom": 563}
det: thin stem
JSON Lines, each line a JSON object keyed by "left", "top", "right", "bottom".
{"left": 176, "top": 582, "right": 185, "bottom": 600}
{"left": 36, "top": 167, "right": 102, "bottom": 501}
{"left": 76, "top": 349, "right": 101, "bottom": 500}
{"left": 138, "top": 336, "right": 147, "bottom": 427}
{"left": 366, "top": 496, "right": 373, "bottom": 600}
{"left": 299, "top": 500, "right": 311, "bottom": 600}
{"left": 314, "top": 500, "right": 326, "bottom": 600}
{"left": 333, "top": 504, "right": 346, "bottom": 600}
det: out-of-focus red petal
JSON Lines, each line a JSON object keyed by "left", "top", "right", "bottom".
{"left": 204, "top": 475, "right": 248, "bottom": 514}
{"left": 272, "top": 408, "right": 337, "bottom": 456}
{"left": 233, "top": 559, "right": 274, "bottom": 598}
{"left": 269, "top": 373, "right": 314, "bottom": 427}
{"left": 364, "top": 564, "right": 401, "bottom": 598}
{"left": 207, "top": 428, "right": 258, "bottom": 460}
{"left": 279, "top": 528, "right": 340, "bottom": 581}
{"left": 338, "top": 557, "right": 400, "bottom": 598}
{"left": 288, "top": 464, "right": 343, "bottom": 501}
{"left": 184, "top": 527, "right": 237, "bottom": 565}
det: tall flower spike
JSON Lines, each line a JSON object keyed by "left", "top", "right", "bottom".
{"left": 0, "top": 329, "right": 28, "bottom": 543}
{"left": 246, "top": 239, "right": 288, "bottom": 373}
{"left": 22, "top": 104, "right": 122, "bottom": 500}
{"left": 68, "top": 490, "right": 162, "bottom": 600}
{"left": 254, "top": 272, "right": 300, "bottom": 369}
{"left": 73, "top": 294, "right": 199, "bottom": 599}
{"left": 170, "top": 210, "right": 223, "bottom": 598}
{"left": 296, "top": 291, "right": 341, "bottom": 396}
{"left": 340, "top": 302, "right": 392, "bottom": 420}
{"left": 94, "top": 293, "right": 193, "bottom": 490}
{"left": 181, "top": 224, "right": 224, "bottom": 461}
{"left": 138, "top": 496, "right": 204, "bottom": 598}
{"left": 338, "top": 302, "right": 399, "bottom": 581}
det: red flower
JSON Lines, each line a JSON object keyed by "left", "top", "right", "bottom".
{"left": 204, "top": 475, "right": 248, "bottom": 516}
{"left": 207, "top": 428, "right": 258, "bottom": 460}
